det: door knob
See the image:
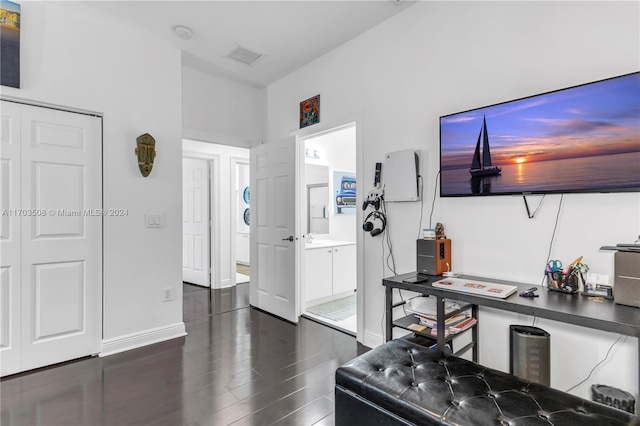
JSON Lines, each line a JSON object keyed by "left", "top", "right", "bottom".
{"left": 282, "top": 235, "right": 294, "bottom": 242}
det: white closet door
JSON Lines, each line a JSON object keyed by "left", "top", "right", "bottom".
{"left": 14, "top": 103, "right": 102, "bottom": 373}
{"left": 0, "top": 101, "right": 22, "bottom": 376}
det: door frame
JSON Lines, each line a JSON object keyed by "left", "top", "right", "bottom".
{"left": 229, "top": 156, "right": 250, "bottom": 286}
{"left": 291, "top": 111, "right": 364, "bottom": 342}
{"left": 182, "top": 151, "right": 219, "bottom": 288}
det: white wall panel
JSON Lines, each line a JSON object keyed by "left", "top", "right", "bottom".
{"left": 0, "top": 267, "right": 12, "bottom": 348}
{"left": 33, "top": 261, "right": 84, "bottom": 341}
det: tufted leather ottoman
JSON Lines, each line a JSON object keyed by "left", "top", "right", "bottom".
{"left": 335, "top": 338, "right": 638, "bottom": 425}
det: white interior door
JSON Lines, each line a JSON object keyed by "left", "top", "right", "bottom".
{"left": 250, "top": 138, "right": 298, "bottom": 323}
{"left": 0, "top": 101, "right": 22, "bottom": 376}
{"left": 182, "top": 157, "right": 210, "bottom": 287}
{"left": 0, "top": 101, "right": 102, "bottom": 376}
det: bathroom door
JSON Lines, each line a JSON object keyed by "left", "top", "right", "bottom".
{"left": 249, "top": 138, "right": 298, "bottom": 323}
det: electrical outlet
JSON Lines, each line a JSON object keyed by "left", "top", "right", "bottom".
{"left": 162, "top": 287, "right": 174, "bottom": 302}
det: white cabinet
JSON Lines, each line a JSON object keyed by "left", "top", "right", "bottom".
{"left": 236, "top": 233, "right": 250, "bottom": 265}
{"left": 305, "top": 248, "right": 333, "bottom": 301}
{"left": 305, "top": 243, "right": 356, "bottom": 302}
{"left": 332, "top": 244, "right": 356, "bottom": 294}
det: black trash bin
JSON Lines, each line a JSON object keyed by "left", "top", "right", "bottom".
{"left": 509, "top": 325, "right": 550, "bottom": 386}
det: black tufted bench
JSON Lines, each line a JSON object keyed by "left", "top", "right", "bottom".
{"left": 335, "top": 338, "right": 638, "bottom": 425}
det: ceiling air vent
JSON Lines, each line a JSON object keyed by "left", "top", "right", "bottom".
{"left": 226, "top": 45, "right": 263, "bottom": 66}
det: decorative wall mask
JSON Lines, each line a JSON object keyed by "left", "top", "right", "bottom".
{"left": 135, "top": 133, "right": 156, "bottom": 177}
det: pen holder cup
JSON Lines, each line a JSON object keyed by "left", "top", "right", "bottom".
{"left": 546, "top": 271, "right": 580, "bottom": 294}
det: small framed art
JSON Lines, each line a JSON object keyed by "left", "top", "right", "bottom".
{"left": 299, "top": 95, "right": 320, "bottom": 128}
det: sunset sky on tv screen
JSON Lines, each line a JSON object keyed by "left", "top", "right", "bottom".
{"left": 441, "top": 73, "right": 640, "bottom": 169}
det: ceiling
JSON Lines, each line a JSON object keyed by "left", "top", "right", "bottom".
{"left": 84, "top": 1, "right": 416, "bottom": 89}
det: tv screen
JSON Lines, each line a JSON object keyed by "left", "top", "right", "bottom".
{"left": 439, "top": 72, "right": 640, "bottom": 197}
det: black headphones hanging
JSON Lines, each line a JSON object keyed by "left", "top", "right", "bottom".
{"left": 363, "top": 210, "right": 387, "bottom": 237}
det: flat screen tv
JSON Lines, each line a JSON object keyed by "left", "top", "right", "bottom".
{"left": 439, "top": 72, "right": 640, "bottom": 197}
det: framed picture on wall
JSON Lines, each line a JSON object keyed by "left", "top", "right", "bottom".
{"left": 299, "top": 95, "right": 320, "bottom": 128}
{"left": 0, "top": 0, "right": 21, "bottom": 88}
{"left": 243, "top": 186, "right": 250, "bottom": 204}
{"left": 333, "top": 171, "right": 356, "bottom": 215}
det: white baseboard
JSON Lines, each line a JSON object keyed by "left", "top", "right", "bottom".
{"left": 100, "top": 322, "right": 187, "bottom": 357}
{"left": 363, "top": 330, "right": 384, "bottom": 349}
{"left": 218, "top": 278, "right": 233, "bottom": 288}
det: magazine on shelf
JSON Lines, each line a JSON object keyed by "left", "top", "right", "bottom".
{"left": 433, "top": 278, "right": 517, "bottom": 299}
{"left": 416, "top": 313, "right": 469, "bottom": 328}
{"left": 429, "top": 317, "right": 477, "bottom": 338}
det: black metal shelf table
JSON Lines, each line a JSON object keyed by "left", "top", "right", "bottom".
{"left": 389, "top": 295, "right": 478, "bottom": 359}
{"left": 383, "top": 272, "right": 640, "bottom": 392}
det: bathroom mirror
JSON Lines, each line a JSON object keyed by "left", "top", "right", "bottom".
{"left": 307, "top": 184, "right": 329, "bottom": 234}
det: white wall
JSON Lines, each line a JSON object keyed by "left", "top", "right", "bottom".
{"left": 182, "top": 65, "right": 265, "bottom": 148}
{"left": 0, "top": 2, "right": 185, "bottom": 352}
{"left": 265, "top": 1, "right": 640, "bottom": 400}
{"left": 183, "top": 140, "right": 249, "bottom": 288}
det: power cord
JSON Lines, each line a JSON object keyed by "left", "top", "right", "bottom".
{"left": 565, "top": 334, "right": 624, "bottom": 393}
{"left": 428, "top": 171, "right": 441, "bottom": 229}
{"left": 417, "top": 175, "right": 424, "bottom": 239}
{"left": 523, "top": 194, "right": 546, "bottom": 219}
{"left": 381, "top": 199, "right": 396, "bottom": 275}
{"left": 541, "top": 194, "right": 564, "bottom": 286}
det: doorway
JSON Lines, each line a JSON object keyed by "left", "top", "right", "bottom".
{"left": 182, "top": 140, "right": 249, "bottom": 289}
{"left": 299, "top": 124, "right": 358, "bottom": 335}
{"left": 232, "top": 158, "right": 250, "bottom": 284}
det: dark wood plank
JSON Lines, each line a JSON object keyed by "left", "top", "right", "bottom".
{"left": 272, "top": 396, "right": 335, "bottom": 426}
{"left": 0, "top": 283, "right": 365, "bottom": 426}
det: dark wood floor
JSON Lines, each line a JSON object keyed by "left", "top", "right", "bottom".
{"left": 1, "top": 283, "right": 367, "bottom": 425}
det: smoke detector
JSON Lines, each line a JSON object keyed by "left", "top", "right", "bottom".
{"left": 226, "top": 44, "right": 263, "bottom": 66}
{"left": 173, "top": 26, "right": 193, "bottom": 40}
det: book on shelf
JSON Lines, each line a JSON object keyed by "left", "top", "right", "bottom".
{"left": 416, "top": 313, "right": 469, "bottom": 328}
{"left": 429, "top": 317, "right": 477, "bottom": 338}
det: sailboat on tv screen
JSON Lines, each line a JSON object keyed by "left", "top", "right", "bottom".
{"left": 469, "top": 115, "right": 501, "bottom": 177}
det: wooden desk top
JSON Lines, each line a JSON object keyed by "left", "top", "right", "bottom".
{"left": 384, "top": 272, "right": 640, "bottom": 338}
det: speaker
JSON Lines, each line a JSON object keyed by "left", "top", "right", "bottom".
{"left": 510, "top": 325, "right": 550, "bottom": 386}
{"left": 614, "top": 251, "right": 640, "bottom": 308}
{"left": 416, "top": 239, "right": 451, "bottom": 276}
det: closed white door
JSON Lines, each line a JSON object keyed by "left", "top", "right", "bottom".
{"left": 0, "top": 101, "right": 22, "bottom": 375}
{"left": 250, "top": 138, "right": 298, "bottom": 323}
{"left": 182, "top": 157, "right": 210, "bottom": 287}
{"left": 0, "top": 101, "right": 102, "bottom": 376}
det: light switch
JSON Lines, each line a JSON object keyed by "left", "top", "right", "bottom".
{"left": 145, "top": 214, "right": 163, "bottom": 228}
